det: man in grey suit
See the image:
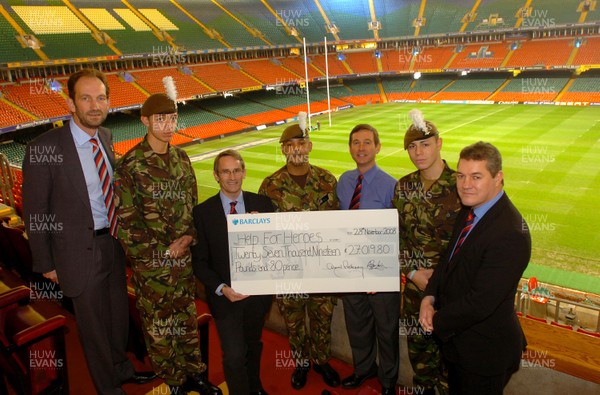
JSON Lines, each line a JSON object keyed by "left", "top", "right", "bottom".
{"left": 22, "top": 69, "right": 154, "bottom": 395}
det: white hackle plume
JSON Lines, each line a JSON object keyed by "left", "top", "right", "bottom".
{"left": 298, "top": 111, "right": 308, "bottom": 132}
{"left": 409, "top": 108, "right": 429, "bottom": 134}
{"left": 162, "top": 76, "right": 178, "bottom": 102}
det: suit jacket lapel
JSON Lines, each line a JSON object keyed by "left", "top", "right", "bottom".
{"left": 445, "top": 195, "right": 508, "bottom": 274}
{"left": 59, "top": 125, "right": 92, "bottom": 212}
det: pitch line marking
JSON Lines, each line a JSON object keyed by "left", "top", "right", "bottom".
{"left": 189, "top": 137, "right": 279, "bottom": 163}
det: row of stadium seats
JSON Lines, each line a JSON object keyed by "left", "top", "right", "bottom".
{"left": 2, "top": 35, "right": 600, "bottom": 87}
{"left": 1, "top": 1, "right": 597, "bottom": 63}
{"left": 0, "top": 102, "right": 34, "bottom": 129}
{"left": 2, "top": 70, "right": 599, "bottom": 133}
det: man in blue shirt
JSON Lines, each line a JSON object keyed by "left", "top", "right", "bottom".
{"left": 337, "top": 124, "right": 399, "bottom": 395}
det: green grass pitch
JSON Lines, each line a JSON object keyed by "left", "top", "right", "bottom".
{"left": 183, "top": 103, "right": 600, "bottom": 293}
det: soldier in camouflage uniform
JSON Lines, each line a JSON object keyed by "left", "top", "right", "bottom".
{"left": 258, "top": 116, "right": 341, "bottom": 390}
{"left": 393, "top": 110, "right": 462, "bottom": 395}
{"left": 114, "top": 93, "right": 221, "bottom": 395}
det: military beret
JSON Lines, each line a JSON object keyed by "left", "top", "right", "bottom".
{"left": 141, "top": 93, "right": 177, "bottom": 117}
{"left": 404, "top": 120, "right": 439, "bottom": 150}
{"left": 280, "top": 124, "right": 308, "bottom": 143}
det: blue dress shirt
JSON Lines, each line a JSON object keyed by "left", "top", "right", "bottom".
{"left": 337, "top": 164, "right": 396, "bottom": 210}
{"left": 70, "top": 119, "right": 112, "bottom": 230}
{"left": 220, "top": 191, "right": 245, "bottom": 216}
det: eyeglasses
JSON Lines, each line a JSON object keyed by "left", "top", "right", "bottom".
{"left": 219, "top": 168, "right": 244, "bottom": 176}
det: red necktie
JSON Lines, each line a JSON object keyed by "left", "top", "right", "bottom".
{"left": 349, "top": 174, "right": 363, "bottom": 210}
{"left": 451, "top": 209, "right": 475, "bottom": 259}
{"left": 90, "top": 138, "right": 118, "bottom": 237}
{"left": 230, "top": 201, "right": 238, "bottom": 214}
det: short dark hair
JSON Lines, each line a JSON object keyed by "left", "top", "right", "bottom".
{"left": 459, "top": 141, "right": 502, "bottom": 177}
{"left": 67, "top": 68, "right": 109, "bottom": 101}
{"left": 349, "top": 124, "right": 380, "bottom": 146}
{"left": 213, "top": 149, "right": 245, "bottom": 173}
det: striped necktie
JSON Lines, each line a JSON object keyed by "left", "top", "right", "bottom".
{"left": 230, "top": 201, "right": 238, "bottom": 214}
{"left": 349, "top": 174, "right": 363, "bottom": 210}
{"left": 451, "top": 209, "right": 475, "bottom": 259}
{"left": 90, "top": 138, "right": 118, "bottom": 237}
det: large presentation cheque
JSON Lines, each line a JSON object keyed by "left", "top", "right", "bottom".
{"left": 227, "top": 209, "right": 399, "bottom": 295}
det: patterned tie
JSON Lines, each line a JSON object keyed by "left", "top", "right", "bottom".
{"left": 349, "top": 174, "right": 363, "bottom": 210}
{"left": 90, "top": 138, "right": 118, "bottom": 237}
{"left": 230, "top": 201, "right": 238, "bottom": 214}
{"left": 451, "top": 209, "right": 475, "bottom": 259}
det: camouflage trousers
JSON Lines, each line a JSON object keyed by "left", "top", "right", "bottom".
{"left": 131, "top": 257, "right": 206, "bottom": 386}
{"left": 277, "top": 294, "right": 335, "bottom": 365}
{"left": 403, "top": 282, "right": 448, "bottom": 395}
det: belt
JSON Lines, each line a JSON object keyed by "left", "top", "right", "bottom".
{"left": 93, "top": 227, "right": 109, "bottom": 237}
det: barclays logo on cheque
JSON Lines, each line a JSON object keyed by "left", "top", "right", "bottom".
{"left": 232, "top": 217, "right": 271, "bottom": 226}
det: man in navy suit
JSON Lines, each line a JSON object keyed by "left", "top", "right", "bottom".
{"left": 420, "top": 141, "right": 531, "bottom": 395}
{"left": 192, "top": 149, "right": 273, "bottom": 395}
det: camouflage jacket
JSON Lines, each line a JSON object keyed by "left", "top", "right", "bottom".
{"left": 114, "top": 136, "right": 197, "bottom": 264}
{"left": 258, "top": 164, "right": 339, "bottom": 212}
{"left": 393, "top": 161, "right": 461, "bottom": 276}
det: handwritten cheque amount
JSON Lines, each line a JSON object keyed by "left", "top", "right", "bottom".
{"left": 227, "top": 209, "right": 399, "bottom": 295}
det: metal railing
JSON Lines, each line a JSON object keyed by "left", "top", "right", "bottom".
{"left": 516, "top": 289, "right": 600, "bottom": 333}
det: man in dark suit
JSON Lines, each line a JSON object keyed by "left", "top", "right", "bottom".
{"left": 420, "top": 141, "right": 531, "bottom": 395}
{"left": 22, "top": 69, "right": 154, "bottom": 395}
{"left": 192, "top": 149, "right": 273, "bottom": 395}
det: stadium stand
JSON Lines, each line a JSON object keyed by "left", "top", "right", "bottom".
{"left": 5, "top": 4, "right": 115, "bottom": 59}
{"left": 467, "top": 0, "right": 521, "bottom": 31}
{"left": 448, "top": 42, "right": 510, "bottom": 70}
{"left": 104, "top": 113, "right": 147, "bottom": 144}
{"left": 0, "top": 101, "right": 34, "bottom": 129}
{"left": 189, "top": 63, "right": 260, "bottom": 92}
{"left": 381, "top": 77, "right": 414, "bottom": 101}
{"left": 418, "top": 0, "right": 467, "bottom": 35}
{"left": 195, "top": 95, "right": 273, "bottom": 120}
{"left": 175, "top": 0, "right": 265, "bottom": 48}
{"left": 2, "top": 83, "right": 69, "bottom": 119}
{"left": 104, "top": 74, "right": 149, "bottom": 109}
{"left": 343, "top": 52, "right": 379, "bottom": 74}
{"left": 339, "top": 79, "right": 381, "bottom": 106}
{"left": 560, "top": 73, "right": 600, "bottom": 103}
{"left": 0, "top": 141, "right": 26, "bottom": 167}
{"left": 0, "top": 8, "right": 40, "bottom": 63}
{"left": 311, "top": 54, "right": 349, "bottom": 77}
{"left": 505, "top": 38, "right": 574, "bottom": 68}
{"left": 148, "top": 1, "right": 219, "bottom": 50}
{"left": 317, "top": 0, "right": 371, "bottom": 40}
{"left": 373, "top": 0, "right": 418, "bottom": 38}
{"left": 572, "top": 36, "right": 600, "bottom": 65}
{"left": 278, "top": 57, "right": 323, "bottom": 80}
{"left": 216, "top": 0, "right": 297, "bottom": 46}
{"left": 493, "top": 72, "right": 570, "bottom": 102}
{"left": 380, "top": 49, "right": 411, "bottom": 73}
{"left": 413, "top": 45, "right": 456, "bottom": 71}
{"left": 524, "top": 0, "right": 582, "bottom": 26}
{"left": 130, "top": 68, "right": 213, "bottom": 99}
{"left": 264, "top": 0, "right": 331, "bottom": 44}
{"left": 238, "top": 59, "right": 299, "bottom": 85}
{"left": 434, "top": 73, "right": 507, "bottom": 101}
